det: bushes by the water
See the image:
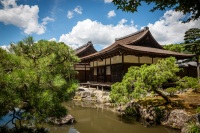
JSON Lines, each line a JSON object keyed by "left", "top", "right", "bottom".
{"left": 0, "top": 126, "right": 48, "bottom": 133}
{"left": 176, "top": 77, "right": 200, "bottom": 92}
{"left": 124, "top": 106, "right": 140, "bottom": 118}
{"left": 153, "top": 107, "right": 165, "bottom": 124}
{"left": 165, "top": 87, "right": 178, "bottom": 97}
{"left": 185, "top": 122, "right": 200, "bottom": 133}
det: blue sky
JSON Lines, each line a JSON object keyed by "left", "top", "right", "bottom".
{"left": 0, "top": 0, "right": 200, "bottom": 51}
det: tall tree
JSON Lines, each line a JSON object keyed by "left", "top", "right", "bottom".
{"left": 163, "top": 44, "right": 185, "bottom": 53}
{"left": 110, "top": 57, "right": 179, "bottom": 104}
{"left": 184, "top": 28, "right": 200, "bottom": 83}
{"left": 112, "top": 0, "right": 200, "bottom": 22}
{"left": 0, "top": 37, "right": 80, "bottom": 128}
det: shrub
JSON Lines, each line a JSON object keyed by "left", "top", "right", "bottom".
{"left": 124, "top": 106, "right": 140, "bottom": 118}
{"left": 176, "top": 76, "right": 200, "bottom": 91}
{"left": 0, "top": 126, "right": 48, "bottom": 133}
{"left": 196, "top": 107, "right": 200, "bottom": 113}
{"left": 186, "top": 122, "right": 200, "bottom": 133}
{"left": 153, "top": 107, "right": 164, "bottom": 124}
{"left": 165, "top": 87, "right": 178, "bottom": 97}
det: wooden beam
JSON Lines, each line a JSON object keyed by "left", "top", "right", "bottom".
{"left": 110, "top": 56, "right": 112, "bottom": 82}
{"left": 85, "top": 65, "right": 86, "bottom": 82}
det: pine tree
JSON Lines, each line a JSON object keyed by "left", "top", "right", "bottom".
{"left": 184, "top": 28, "right": 200, "bottom": 83}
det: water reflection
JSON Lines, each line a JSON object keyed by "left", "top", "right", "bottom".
{"left": 49, "top": 101, "right": 179, "bottom": 133}
{"left": 68, "top": 126, "right": 79, "bottom": 133}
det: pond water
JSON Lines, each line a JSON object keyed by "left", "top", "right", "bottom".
{"left": 48, "top": 101, "right": 180, "bottom": 133}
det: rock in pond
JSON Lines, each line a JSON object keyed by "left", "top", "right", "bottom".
{"left": 49, "top": 115, "right": 75, "bottom": 125}
{"left": 161, "top": 109, "right": 192, "bottom": 129}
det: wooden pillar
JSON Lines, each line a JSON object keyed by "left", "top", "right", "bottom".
{"left": 104, "top": 58, "right": 107, "bottom": 82}
{"left": 93, "top": 61, "right": 94, "bottom": 81}
{"left": 97, "top": 60, "right": 98, "bottom": 82}
{"left": 138, "top": 56, "right": 140, "bottom": 64}
{"left": 110, "top": 56, "right": 112, "bottom": 82}
{"left": 122, "top": 53, "right": 124, "bottom": 77}
{"left": 85, "top": 64, "right": 86, "bottom": 82}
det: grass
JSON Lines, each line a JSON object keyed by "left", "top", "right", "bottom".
{"left": 138, "top": 89, "right": 200, "bottom": 113}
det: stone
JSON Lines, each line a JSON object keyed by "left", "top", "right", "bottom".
{"left": 49, "top": 115, "right": 75, "bottom": 125}
{"left": 96, "top": 97, "right": 104, "bottom": 103}
{"left": 81, "top": 91, "right": 91, "bottom": 98}
{"left": 162, "top": 109, "right": 192, "bottom": 129}
{"left": 181, "top": 122, "right": 200, "bottom": 133}
{"left": 102, "top": 96, "right": 110, "bottom": 103}
{"left": 104, "top": 103, "right": 112, "bottom": 107}
{"left": 140, "top": 107, "right": 157, "bottom": 126}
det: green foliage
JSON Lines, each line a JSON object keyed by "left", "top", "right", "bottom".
{"left": 0, "top": 37, "right": 80, "bottom": 127}
{"left": 186, "top": 122, "right": 200, "bottom": 133}
{"left": 112, "top": 0, "right": 200, "bottom": 22}
{"left": 153, "top": 107, "right": 164, "bottom": 124}
{"left": 110, "top": 82, "right": 130, "bottom": 103}
{"left": 124, "top": 106, "right": 140, "bottom": 119}
{"left": 163, "top": 44, "right": 185, "bottom": 53}
{"left": 0, "top": 126, "right": 48, "bottom": 133}
{"left": 196, "top": 107, "right": 200, "bottom": 113}
{"left": 184, "top": 28, "right": 200, "bottom": 80}
{"left": 184, "top": 28, "right": 200, "bottom": 56}
{"left": 165, "top": 87, "right": 178, "bottom": 97}
{"left": 110, "top": 57, "right": 180, "bottom": 103}
{"left": 176, "top": 76, "right": 200, "bottom": 91}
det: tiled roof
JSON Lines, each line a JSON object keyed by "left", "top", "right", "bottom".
{"left": 80, "top": 27, "right": 194, "bottom": 61}
{"left": 119, "top": 44, "right": 194, "bottom": 58}
{"left": 75, "top": 41, "right": 97, "bottom": 57}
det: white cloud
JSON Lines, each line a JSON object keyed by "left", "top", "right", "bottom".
{"left": 147, "top": 10, "right": 200, "bottom": 45}
{"left": 49, "top": 38, "right": 57, "bottom": 41}
{"left": 67, "top": 11, "right": 74, "bottom": 19}
{"left": 118, "top": 19, "right": 127, "bottom": 25}
{"left": 107, "top": 10, "right": 116, "bottom": 18}
{"left": 67, "top": 5, "right": 82, "bottom": 19}
{"left": 60, "top": 10, "right": 200, "bottom": 50}
{"left": 0, "top": 45, "right": 10, "bottom": 51}
{"left": 59, "top": 19, "right": 138, "bottom": 49}
{"left": 42, "top": 17, "right": 55, "bottom": 25}
{"left": 0, "top": 0, "right": 54, "bottom": 35}
{"left": 104, "top": 0, "right": 112, "bottom": 3}
{"left": 74, "top": 6, "right": 82, "bottom": 14}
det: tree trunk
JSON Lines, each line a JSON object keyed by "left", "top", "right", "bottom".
{"left": 154, "top": 89, "right": 171, "bottom": 103}
{"left": 197, "top": 56, "right": 200, "bottom": 84}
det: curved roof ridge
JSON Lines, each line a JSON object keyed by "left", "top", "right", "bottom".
{"left": 75, "top": 41, "right": 97, "bottom": 57}
{"left": 75, "top": 41, "right": 92, "bottom": 51}
{"left": 115, "top": 27, "right": 149, "bottom": 41}
{"left": 124, "top": 29, "right": 149, "bottom": 45}
{"left": 147, "top": 30, "right": 163, "bottom": 49}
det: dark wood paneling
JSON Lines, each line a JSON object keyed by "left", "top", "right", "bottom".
{"left": 77, "top": 70, "right": 90, "bottom": 82}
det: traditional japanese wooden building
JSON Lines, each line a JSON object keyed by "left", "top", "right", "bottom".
{"left": 74, "top": 41, "right": 97, "bottom": 82}
{"left": 79, "top": 27, "right": 194, "bottom": 83}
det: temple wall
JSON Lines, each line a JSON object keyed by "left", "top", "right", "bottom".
{"left": 74, "top": 64, "right": 90, "bottom": 70}
{"left": 111, "top": 55, "right": 122, "bottom": 64}
{"left": 124, "top": 55, "right": 138, "bottom": 63}
{"left": 153, "top": 57, "right": 163, "bottom": 64}
{"left": 75, "top": 67, "right": 90, "bottom": 70}
{"left": 90, "top": 62, "right": 93, "bottom": 67}
{"left": 140, "top": 56, "right": 152, "bottom": 64}
{"left": 93, "top": 61, "right": 97, "bottom": 67}
{"left": 106, "top": 58, "right": 111, "bottom": 65}
{"left": 94, "top": 68, "right": 97, "bottom": 75}
{"left": 98, "top": 59, "right": 105, "bottom": 66}
{"left": 106, "top": 66, "right": 111, "bottom": 75}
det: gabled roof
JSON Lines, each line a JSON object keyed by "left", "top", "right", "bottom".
{"left": 115, "top": 27, "right": 163, "bottom": 49}
{"left": 119, "top": 44, "right": 194, "bottom": 58}
{"left": 80, "top": 27, "right": 194, "bottom": 62}
{"left": 75, "top": 41, "right": 97, "bottom": 58}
